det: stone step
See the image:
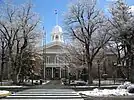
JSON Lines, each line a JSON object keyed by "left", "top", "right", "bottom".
{"left": 12, "top": 93, "right": 79, "bottom": 96}
{"left": 2, "top": 98, "right": 83, "bottom": 100}
{"left": 17, "top": 92, "right": 77, "bottom": 94}
{"left": 2, "top": 89, "right": 84, "bottom": 100}
{"left": 6, "top": 95, "right": 82, "bottom": 99}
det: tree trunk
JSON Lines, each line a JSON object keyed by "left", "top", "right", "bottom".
{"left": 12, "top": 72, "right": 19, "bottom": 84}
{"left": 126, "top": 44, "right": 131, "bottom": 80}
{"left": 1, "top": 40, "right": 5, "bottom": 85}
{"left": 87, "top": 61, "right": 93, "bottom": 84}
{"left": 85, "top": 44, "right": 93, "bottom": 84}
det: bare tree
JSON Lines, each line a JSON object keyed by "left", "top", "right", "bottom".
{"left": 58, "top": 43, "right": 84, "bottom": 81}
{"left": 108, "top": 0, "right": 134, "bottom": 81}
{"left": 0, "top": 1, "right": 42, "bottom": 84}
{"left": 0, "top": 34, "right": 7, "bottom": 85}
{"left": 0, "top": 2, "right": 19, "bottom": 83}
{"left": 64, "top": 0, "right": 111, "bottom": 84}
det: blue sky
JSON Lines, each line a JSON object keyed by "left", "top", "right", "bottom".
{"left": 1, "top": 0, "right": 134, "bottom": 43}
{"left": 12, "top": 0, "right": 71, "bottom": 43}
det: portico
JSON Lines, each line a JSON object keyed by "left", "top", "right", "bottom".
{"left": 45, "top": 67, "right": 61, "bottom": 79}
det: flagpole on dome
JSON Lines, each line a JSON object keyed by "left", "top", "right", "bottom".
{"left": 55, "top": 9, "right": 58, "bottom": 25}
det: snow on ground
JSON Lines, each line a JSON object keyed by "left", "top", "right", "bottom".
{"left": 0, "top": 86, "right": 23, "bottom": 88}
{"left": 71, "top": 85, "right": 118, "bottom": 88}
{"left": 78, "top": 82, "right": 134, "bottom": 97}
{"left": 78, "top": 88, "right": 133, "bottom": 97}
{"left": 0, "top": 80, "right": 50, "bottom": 97}
{"left": 0, "top": 90, "right": 10, "bottom": 97}
{"left": 93, "top": 80, "right": 123, "bottom": 85}
{"left": 0, "top": 91, "right": 10, "bottom": 95}
{"left": 42, "top": 80, "right": 50, "bottom": 84}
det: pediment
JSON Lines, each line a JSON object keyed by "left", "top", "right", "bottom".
{"left": 44, "top": 41, "right": 64, "bottom": 52}
{"left": 46, "top": 45, "right": 63, "bottom": 50}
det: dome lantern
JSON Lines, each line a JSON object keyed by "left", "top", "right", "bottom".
{"left": 51, "top": 25, "right": 63, "bottom": 42}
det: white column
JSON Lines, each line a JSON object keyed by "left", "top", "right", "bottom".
{"left": 60, "top": 67, "right": 61, "bottom": 78}
{"left": 52, "top": 67, "right": 53, "bottom": 79}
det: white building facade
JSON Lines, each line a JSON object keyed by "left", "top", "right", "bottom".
{"left": 44, "top": 25, "right": 69, "bottom": 80}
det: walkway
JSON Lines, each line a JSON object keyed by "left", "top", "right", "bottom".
{"left": 2, "top": 80, "right": 84, "bottom": 100}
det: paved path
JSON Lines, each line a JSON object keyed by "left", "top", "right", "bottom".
{"left": 32, "top": 80, "right": 68, "bottom": 89}
{"left": 2, "top": 80, "right": 84, "bottom": 100}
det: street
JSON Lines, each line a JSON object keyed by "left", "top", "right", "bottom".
{"left": 2, "top": 80, "right": 84, "bottom": 100}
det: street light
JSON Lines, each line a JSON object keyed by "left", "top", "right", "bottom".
{"left": 31, "top": 69, "right": 34, "bottom": 85}
{"left": 113, "top": 62, "right": 117, "bottom": 84}
{"left": 97, "top": 60, "right": 101, "bottom": 88}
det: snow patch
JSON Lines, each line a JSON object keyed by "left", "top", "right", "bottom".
{"left": 42, "top": 80, "right": 50, "bottom": 85}
{"left": 0, "top": 90, "right": 9, "bottom": 94}
{"left": 78, "top": 82, "right": 134, "bottom": 97}
{"left": 0, "top": 90, "right": 10, "bottom": 97}
{"left": 0, "top": 86, "right": 23, "bottom": 88}
{"left": 117, "top": 82, "right": 131, "bottom": 89}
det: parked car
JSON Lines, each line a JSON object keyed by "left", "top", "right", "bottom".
{"left": 33, "top": 79, "right": 43, "bottom": 85}
{"left": 70, "top": 80, "right": 88, "bottom": 86}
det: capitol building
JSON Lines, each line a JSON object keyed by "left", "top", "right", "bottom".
{"left": 42, "top": 24, "right": 117, "bottom": 80}
{"left": 43, "top": 25, "right": 69, "bottom": 80}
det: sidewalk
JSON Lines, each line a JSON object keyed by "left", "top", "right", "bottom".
{"left": 0, "top": 80, "right": 50, "bottom": 90}
{"left": 0, "top": 80, "right": 50, "bottom": 98}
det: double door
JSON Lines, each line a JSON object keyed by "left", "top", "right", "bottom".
{"left": 53, "top": 67, "right": 60, "bottom": 79}
{"left": 45, "top": 67, "right": 60, "bottom": 79}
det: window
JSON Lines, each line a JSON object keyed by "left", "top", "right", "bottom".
{"left": 55, "top": 55, "right": 59, "bottom": 63}
{"left": 55, "top": 35, "right": 59, "bottom": 40}
{"left": 46, "top": 56, "right": 50, "bottom": 63}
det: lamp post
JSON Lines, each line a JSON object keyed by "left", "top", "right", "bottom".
{"left": 97, "top": 60, "right": 101, "bottom": 88}
{"left": 31, "top": 69, "right": 34, "bottom": 85}
{"left": 113, "top": 62, "right": 116, "bottom": 84}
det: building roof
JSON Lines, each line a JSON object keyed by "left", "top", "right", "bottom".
{"left": 45, "top": 41, "right": 64, "bottom": 49}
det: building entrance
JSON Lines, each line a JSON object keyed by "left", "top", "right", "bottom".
{"left": 54, "top": 67, "right": 60, "bottom": 79}
{"left": 45, "top": 67, "right": 52, "bottom": 79}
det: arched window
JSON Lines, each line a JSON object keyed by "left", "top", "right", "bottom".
{"left": 55, "top": 35, "right": 59, "bottom": 40}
